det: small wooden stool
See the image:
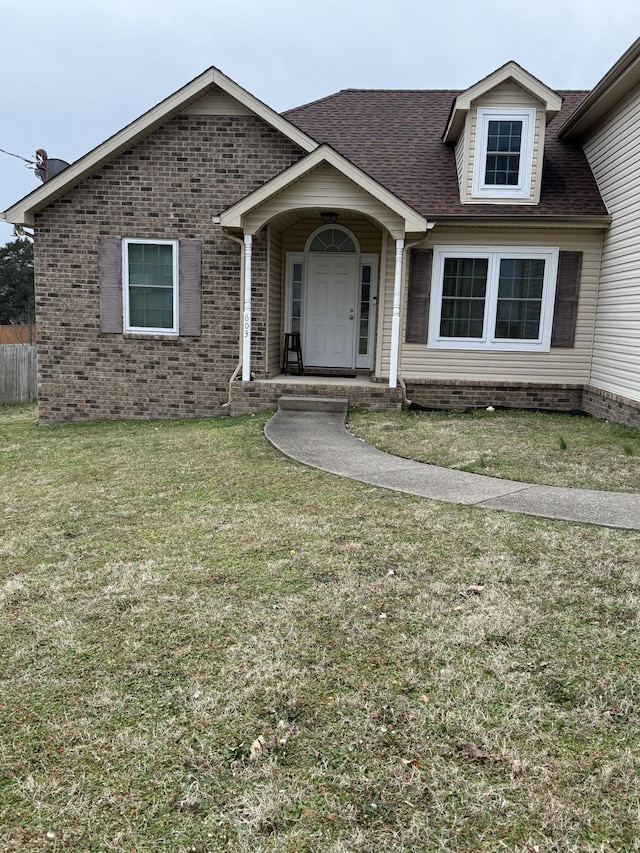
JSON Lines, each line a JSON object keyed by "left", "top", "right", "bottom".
{"left": 282, "top": 333, "right": 304, "bottom": 375}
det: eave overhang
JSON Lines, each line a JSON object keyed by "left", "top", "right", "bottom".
{"left": 559, "top": 37, "right": 640, "bottom": 139}
{"left": 1, "top": 68, "right": 319, "bottom": 228}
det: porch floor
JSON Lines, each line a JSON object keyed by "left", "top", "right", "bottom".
{"left": 263, "top": 373, "right": 381, "bottom": 387}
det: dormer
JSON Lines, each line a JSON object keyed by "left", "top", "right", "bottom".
{"left": 443, "top": 62, "right": 563, "bottom": 205}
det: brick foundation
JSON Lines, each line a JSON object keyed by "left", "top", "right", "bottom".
{"left": 404, "top": 379, "right": 584, "bottom": 413}
{"left": 403, "top": 379, "right": 640, "bottom": 429}
{"left": 229, "top": 380, "right": 403, "bottom": 414}
{"left": 582, "top": 386, "right": 640, "bottom": 429}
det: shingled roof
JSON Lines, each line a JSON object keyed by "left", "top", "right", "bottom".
{"left": 283, "top": 89, "right": 608, "bottom": 219}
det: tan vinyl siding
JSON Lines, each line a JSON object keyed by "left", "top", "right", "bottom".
{"left": 464, "top": 81, "right": 544, "bottom": 204}
{"left": 181, "top": 88, "right": 253, "bottom": 115}
{"left": 267, "top": 225, "right": 284, "bottom": 375}
{"left": 583, "top": 84, "right": 640, "bottom": 404}
{"left": 282, "top": 218, "right": 382, "bottom": 255}
{"left": 377, "top": 227, "right": 602, "bottom": 383}
{"left": 455, "top": 126, "right": 466, "bottom": 192}
{"left": 243, "top": 164, "right": 405, "bottom": 235}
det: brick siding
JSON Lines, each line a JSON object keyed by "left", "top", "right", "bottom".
{"left": 34, "top": 114, "right": 304, "bottom": 423}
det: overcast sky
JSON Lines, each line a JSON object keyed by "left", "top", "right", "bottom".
{"left": 1, "top": 0, "right": 640, "bottom": 245}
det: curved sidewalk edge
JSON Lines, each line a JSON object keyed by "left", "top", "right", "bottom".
{"left": 264, "top": 409, "right": 640, "bottom": 531}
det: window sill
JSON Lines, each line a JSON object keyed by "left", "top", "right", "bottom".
{"left": 428, "top": 340, "right": 550, "bottom": 353}
{"left": 122, "top": 332, "right": 179, "bottom": 340}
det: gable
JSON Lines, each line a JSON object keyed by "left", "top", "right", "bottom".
{"left": 456, "top": 80, "right": 546, "bottom": 205}
{"left": 2, "top": 68, "right": 318, "bottom": 228}
{"left": 181, "top": 88, "right": 254, "bottom": 116}
{"left": 219, "top": 144, "right": 427, "bottom": 237}
{"left": 242, "top": 163, "right": 406, "bottom": 236}
{"left": 443, "top": 61, "right": 562, "bottom": 143}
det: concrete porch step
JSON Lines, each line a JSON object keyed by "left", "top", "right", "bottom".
{"left": 277, "top": 395, "right": 348, "bottom": 414}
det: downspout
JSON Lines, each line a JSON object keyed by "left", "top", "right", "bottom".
{"left": 388, "top": 237, "right": 404, "bottom": 389}
{"left": 586, "top": 227, "right": 606, "bottom": 398}
{"left": 396, "top": 234, "right": 423, "bottom": 407}
{"left": 222, "top": 362, "right": 242, "bottom": 409}
{"left": 389, "top": 225, "right": 435, "bottom": 395}
{"left": 242, "top": 234, "right": 252, "bottom": 382}
{"left": 220, "top": 228, "right": 245, "bottom": 406}
{"left": 220, "top": 228, "right": 252, "bottom": 383}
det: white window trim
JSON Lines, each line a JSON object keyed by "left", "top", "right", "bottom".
{"left": 123, "top": 238, "right": 179, "bottom": 335}
{"left": 428, "top": 245, "right": 559, "bottom": 352}
{"left": 356, "top": 255, "right": 378, "bottom": 370}
{"left": 472, "top": 108, "right": 536, "bottom": 199}
{"left": 284, "top": 252, "right": 304, "bottom": 335}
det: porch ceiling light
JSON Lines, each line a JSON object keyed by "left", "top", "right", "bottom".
{"left": 320, "top": 210, "right": 339, "bottom": 223}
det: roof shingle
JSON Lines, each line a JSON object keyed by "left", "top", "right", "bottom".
{"left": 283, "top": 90, "right": 607, "bottom": 218}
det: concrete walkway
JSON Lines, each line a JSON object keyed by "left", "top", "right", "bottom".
{"left": 264, "top": 398, "right": 640, "bottom": 531}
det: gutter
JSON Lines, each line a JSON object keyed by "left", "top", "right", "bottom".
{"left": 424, "top": 214, "right": 611, "bottom": 228}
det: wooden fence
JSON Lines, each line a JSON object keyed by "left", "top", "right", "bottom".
{"left": 0, "top": 345, "right": 37, "bottom": 405}
{"left": 0, "top": 324, "right": 35, "bottom": 344}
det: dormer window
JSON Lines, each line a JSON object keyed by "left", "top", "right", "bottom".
{"left": 472, "top": 108, "right": 536, "bottom": 199}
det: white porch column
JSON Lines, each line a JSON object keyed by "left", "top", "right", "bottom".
{"left": 242, "top": 234, "right": 252, "bottom": 382}
{"left": 388, "top": 237, "right": 404, "bottom": 389}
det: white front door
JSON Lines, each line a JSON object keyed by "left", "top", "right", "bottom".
{"left": 305, "top": 255, "right": 358, "bottom": 368}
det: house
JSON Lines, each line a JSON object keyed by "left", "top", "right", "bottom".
{"left": 2, "top": 40, "right": 640, "bottom": 427}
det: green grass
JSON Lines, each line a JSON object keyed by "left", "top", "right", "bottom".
{"left": 1, "top": 404, "right": 639, "bottom": 852}
{"left": 348, "top": 408, "right": 640, "bottom": 492}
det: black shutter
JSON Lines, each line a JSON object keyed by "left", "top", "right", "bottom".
{"left": 99, "top": 237, "right": 123, "bottom": 333}
{"left": 406, "top": 248, "right": 433, "bottom": 344}
{"left": 179, "top": 240, "right": 202, "bottom": 337}
{"left": 551, "top": 251, "right": 582, "bottom": 348}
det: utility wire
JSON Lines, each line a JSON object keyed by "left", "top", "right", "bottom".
{"left": 0, "top": 147, "right": 36, "bottom": 166}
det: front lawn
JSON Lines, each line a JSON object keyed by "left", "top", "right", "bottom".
{"left": 1, "top": 405, "right": 638, "bottom": 852}
{"left": 348, "top": 408, "right": 640, "bottom": 492}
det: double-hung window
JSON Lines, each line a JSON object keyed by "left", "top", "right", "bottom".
{"left": 472, "top": 108, "right": 536, "bottom": 199}
{"left": 429, "top": 246, "right": 559, "bottom": 351}
{"left": 123, "top": 239, "right": 178, "bottom": 334}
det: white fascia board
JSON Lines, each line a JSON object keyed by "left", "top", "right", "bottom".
{"left": 559, "top": 38, "right": 640, "bottom": 139}
{"left": 2, "top": 67, "right": 319, "bottom": 227}
{"left": 219, "top": 144, "right": 428, "bottom": 234}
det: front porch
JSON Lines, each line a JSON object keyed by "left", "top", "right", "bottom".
{"left": 228, "top": 373, "right": 403, "bottom": 415}
{"left": 217, "top": 144, "right": 431, "bottom": 392}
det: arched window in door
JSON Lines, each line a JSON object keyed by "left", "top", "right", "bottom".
{"left": 307, "top": 227, "right": 357, "bottom": 253}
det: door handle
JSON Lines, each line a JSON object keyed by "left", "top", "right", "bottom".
{"left": 348, "top": 308, "right": 355, "bottom": 320}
